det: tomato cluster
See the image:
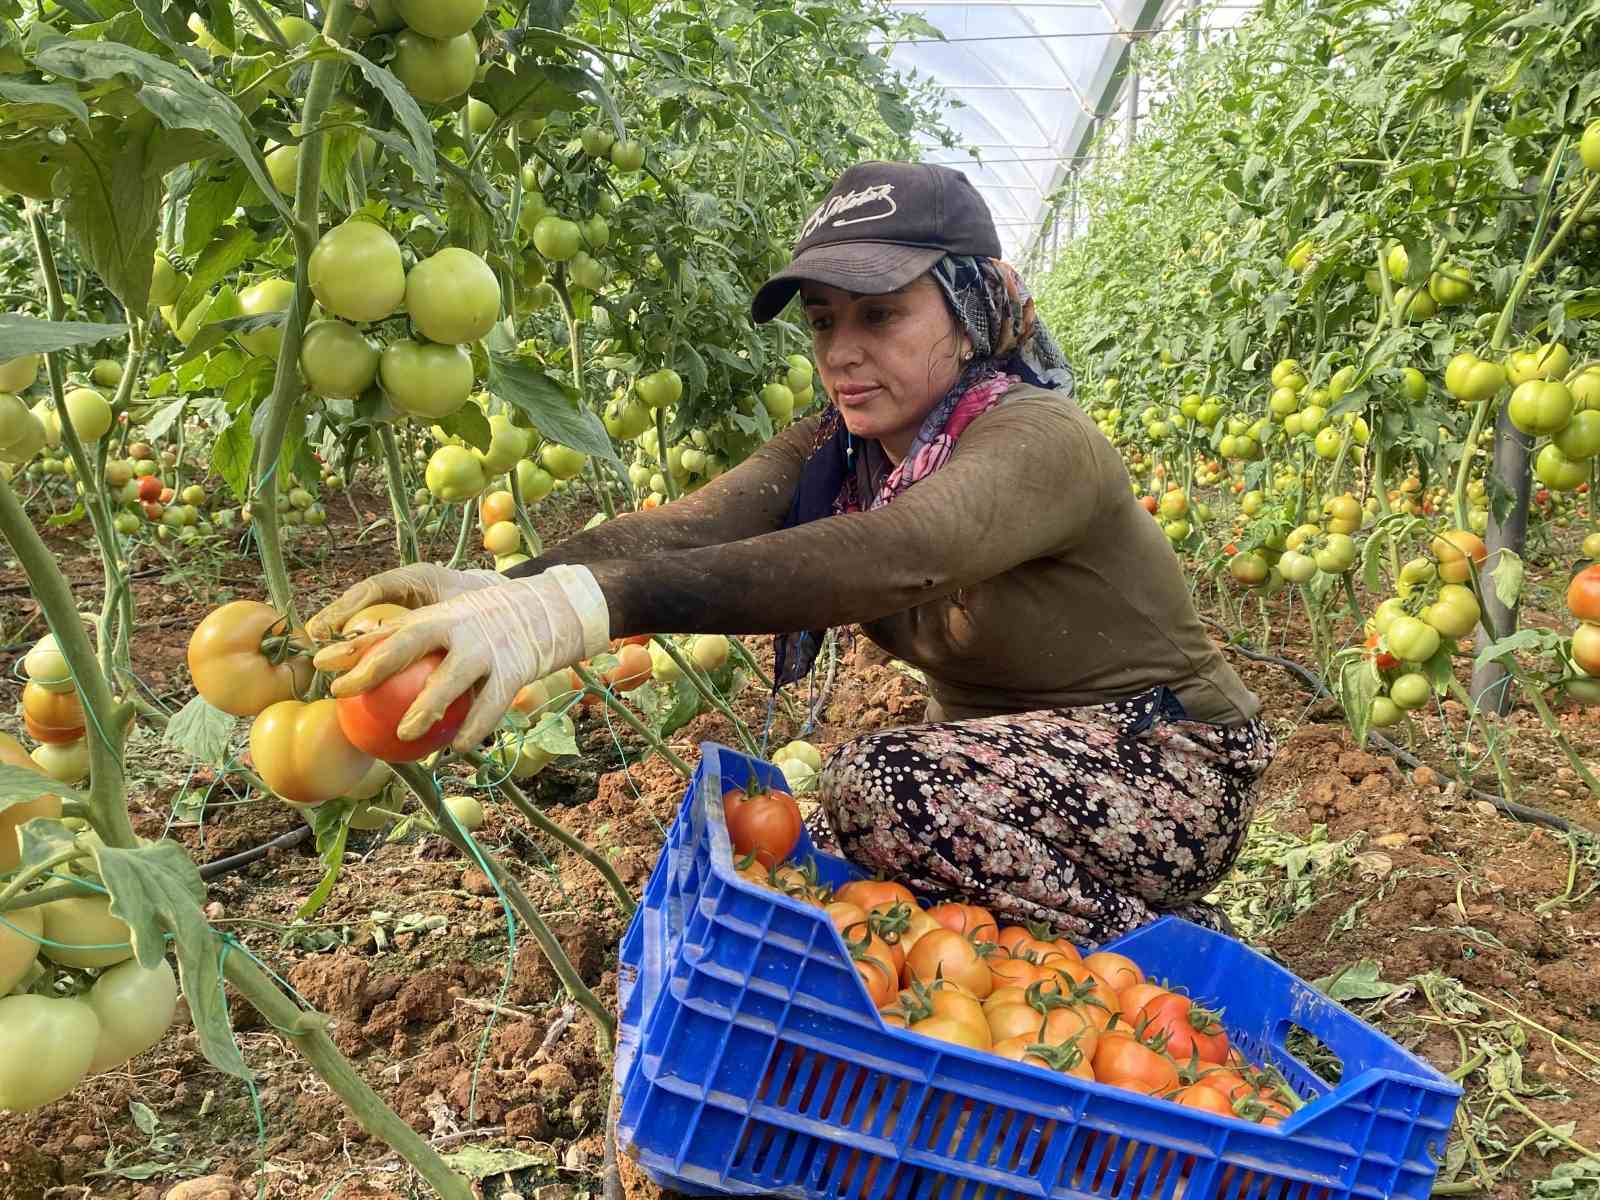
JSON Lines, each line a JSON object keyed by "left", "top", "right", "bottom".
{"left": 736, "top": 833, "right": 1298, "bottom": 1126}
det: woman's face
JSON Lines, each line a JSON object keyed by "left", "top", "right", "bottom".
{"left": 802, "top": 275, "right": 972, "bottom": 462}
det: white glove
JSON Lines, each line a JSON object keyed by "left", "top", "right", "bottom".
{"left": 306, "top": 563, "right": 504, "bottom": 640}
{"left": 311, "top": 565, "right": 610, "bottom": 752}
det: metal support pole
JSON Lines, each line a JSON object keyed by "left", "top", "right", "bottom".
{"left": 1125, "top": 70, "right": 1140, "bottom": 145}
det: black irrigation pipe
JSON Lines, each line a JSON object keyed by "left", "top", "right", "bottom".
{"left": 1219, "top": 637, "right": 1593, "bottom": 837}
{"left": 198, "top": 825, "right": 313, "bottom": 880}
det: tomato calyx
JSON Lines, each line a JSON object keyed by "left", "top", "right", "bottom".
{"left": 1013, "top": 1031, "right": 1093, "bottom": 1073}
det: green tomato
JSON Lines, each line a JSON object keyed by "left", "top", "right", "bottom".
{"left": 0, "top": 905, "right": 41, "bottom": 993}
{"left": 1314, "top": 533, "right": 1357, "bottom": 574}
{"left": 1386, "top": 616, "right": 1441, "bottom": 663}
{"left": 532, "top": 215, "right": 582, "bottom": 262}
{"left": 86, "top": 958, "right": 178, "bottom": 1073}
{"left": 1554, "top": 409, "right": 1600, "bottom": 460}
{"left": 0, "top": 352, "right": 40, "bottom": 393}
{"left": 1389, "top": 673, "right": 1432, "bottom": 711}
{"left": 236, "top": 278, "right": 295, "bottom": 358}
{"left": 580, "top": 126, "right": 616, "bottom": 157}
{"left": 474, "top": 413, "right": 532, "bottom": 475}
{"left": 91, "top": 358, "right": 123, "bottom": 389}
{"left": 41, "top": 893, "right": 133, "bottom": 969}
{"left": 515, "top": 459, "right": 554, "bottom": 502}
{"left": 580, "top": 214, "right": 610, "bottom": 250}
{"left": 0, "top": 995, "right": 99, "bottom": 1112}
{"left": 1385, "top": 242, "right": 1409, "bottom": 282}
{"left": 390, "top": 30, "right": 478, "bottom": 104}
{"left": 149, "top": 260, "right": 180, "bottom": 309}
{"left": 1327, "top": 365, "right": 1357, "bottom": 401}
{"left": 1508, "top": 380, "right": 1573, "bottom": 437}
{"left": 1369, "top": 695, "right": 1404, "bottom": 728}
{"left": 1571, "top": 367, "right": 1600, "bottom": 412}
{"left": 1444, "top": 353, "right": 1503, "bottom": 404}
{"left": 636, "top": 369, "right": 683, "bottom": 409}
{"left": 540, "top": 443, "right": 587, "bottom": 479}
{"left": 610, "top": 139, "right": 645, "bottom": 171}
{"left": 1313, "top": 426, "right": 1343, "bottom": 460}
{"left": 309, "top": 220, "right": 406, "bottom": 324}
{"left": 603, "top": 395, "right": 653, "bottom": 440}
{"left": 397, "top": 0, "right": 484, "bottom": 37}
{"left": 1428, "top": 263, "right": 1473, "bottom": 305}
{"left": 1400, "top": 367, "right": 1427, "bottom": 400}
{"left": 1584, "top": 119, "right": 1600, "bottom": 172}
{"left": 426, "top": 445, "right": 488, "bottom": 502}
{"left": 380, "top": 340, "right": 474, "bottom": 418}
{"left": 442, "top": 794, "right": 485, "bottom": 831}
{"left": 1422, "top": 584, "right": 1481, "bottom": 639}
{"left": 263, "top": 139, "right": 300, "bottom": 196}
{"left": 61, "top": 388, "right": 112, "bottom": 442}
{"left": 1277, "top": 549, "right": 1317, "bottom": 583}
{"left": 466, "top": 97, "right": 496, "bottom": 134}
{"left": 761, "top": 382, "right": 794, "bottom": 421}
{"left": 301, "top": 320, "right": 381, "bottom": 399}
{"left": 405, "top": 247, "right": 501, "bottom": 345}
{"left": 568, "top": 250, "right": 607, "bottom": 292}
{"left": 1536, "top": 442, "right": 1589, "bottom": 491}
{"left": 1505, "top": 343, "right": 1570, "bottom": 385}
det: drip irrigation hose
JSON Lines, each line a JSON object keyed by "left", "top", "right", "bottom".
{"left": 1216, "top": 634, "right": 1592, "bottom": 837}
{"left": 198, "top": 826, "right": 313, "bottom": 881}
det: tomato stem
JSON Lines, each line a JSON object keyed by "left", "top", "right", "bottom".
{"left": 568, "top": 663, "right": 691, "bottom": 777}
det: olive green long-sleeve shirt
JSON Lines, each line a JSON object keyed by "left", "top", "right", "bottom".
{"left": 508, "top": 385, "right": 1259, "bottom": 726}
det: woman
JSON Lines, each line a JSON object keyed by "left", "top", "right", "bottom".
{"left": 310, "top": 161, "right": 1274, "bottom": 944}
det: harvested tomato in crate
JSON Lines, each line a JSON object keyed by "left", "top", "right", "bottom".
{"left": 616, "top": 744, "right": 1460, "bottom": 1200}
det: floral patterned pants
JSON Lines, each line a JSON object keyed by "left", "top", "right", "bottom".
{"left": 810, "top": 687, "right": 1276, "bottom": 946}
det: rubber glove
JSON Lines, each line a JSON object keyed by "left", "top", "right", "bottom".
{"left": 312, "top": 565, "right": 609, "bottom": 752}
{"left": 305, "top": 563, "right": 504, "bottom": 640}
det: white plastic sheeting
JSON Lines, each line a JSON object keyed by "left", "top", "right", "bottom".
{"left": 882, "top": 0, "right": 1258, "bottom": 259}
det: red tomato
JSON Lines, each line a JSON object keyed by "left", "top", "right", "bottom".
{"left": 835, "top": 880, "right": 917, "bottom": 910}
{"left": 1091, "top": 1030, "right": 1179, "bottom": 1096}
{"left": 334, "top": 650, "right": 473, "bottom": 761}
{"left": 722, "top": 785, "right": 801, "bottom": 868}
{"left": 1138, "top": 991, "right": 1230, "bottom": 1065}
{"left": 136, "top": 475, "right": 162, "bottom": 501}
{"left": 927, "top": 902, "right": 998, "bottom": 943}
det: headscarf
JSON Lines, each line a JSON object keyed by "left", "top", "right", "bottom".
{"left": 772, "top": 256, "right": 1073, "bottom": 686}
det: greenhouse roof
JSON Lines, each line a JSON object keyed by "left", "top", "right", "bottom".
{"left": 883, "top": 0, "right": 1259, "bottom": 261}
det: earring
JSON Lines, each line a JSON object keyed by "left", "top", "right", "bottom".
{"left": 961, "top": 350, "right": 975, "bottom": 364}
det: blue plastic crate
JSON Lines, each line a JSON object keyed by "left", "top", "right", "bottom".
{"left": 615, "top": 744, "right": 1460, "bottom": 1200}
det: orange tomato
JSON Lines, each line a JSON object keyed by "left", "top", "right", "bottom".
{"left": 927, "top": 902, "right": 999, "bottom": 943}
{"left": 905, "top": 929, "right": 993, "bottom": 998}
{"left": 836, "top": 880, "right": 917, "bottom": 910}
{"left": 1082, "top": 951, "right": 1143, "bottom": 993}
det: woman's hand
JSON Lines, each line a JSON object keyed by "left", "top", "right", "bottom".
{"left": 305, "top": 563, "right": 507, "bottom": 641}
{"left": 311, "top": 565, "right": 610, "bottom": 752}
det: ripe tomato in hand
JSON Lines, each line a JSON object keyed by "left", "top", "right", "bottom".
{"left": 722, "top": 785, "right": 801, "bottom": 868}
{"left": 335, "top": 650, "right": 474, "bottom": 762}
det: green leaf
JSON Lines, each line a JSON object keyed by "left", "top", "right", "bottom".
{"left": 297, "top": 804, "right": 350, "bottom": 920}
{"left": 521, "top": 0, "right": 576, "bottom": 30}
{"left": 0, "top": 763, "right": 81, "bottom": 814}
{"left": 35, "top": 39, "right": 295, "bottom": 227}
{"left": 657, "top": 682, "right": 703, "bottom": 738}
{"left": 0, "top": 314, "right": 128, "bottom": 359}
{"left": 175, "top": 224, "right": 257, "bottom": 319}
{"left": 476, "top": 59, "right": 592, "bottom": 120}
{"left": 163, "top": 695, "right": 237, "bottom": 770}
{"left": 211, "top": 410, "right": 254, "bottom": 503}
{"left": 93, "top": 842, "right": 250, "bottom": 1080}
{"left": 488, "top": 354, "right": 619, "bottom": 465}
{"left": 1474, "top": 627, "right": 1555, "bottom": 668}
{"left": 443, "top": 1145, "right": 554, "bottom": 1180}
{"left": 337, "top": 46, "right": 437, "bottom": 187}
{"left": 17, "top": 818, "right": 77, "bottom": 871}
{"left": 46, "top": 502, "right": 86, "bottom": 528}
{"left": 527, "top": 713, "right": 579, "bottom": 757}
{"left": 1338, "top": 655, "right": 1380, "bottom": 747}
{"left": 1490, "top": 549, "right": 1524, "bottom": 612}
{"left": 0, "top": 77, "right": 90, "bottom": 126}
{"left": 437, "top": 402, "right": 491, "bottom": 452}
{"left": 53, "top": 118, "right": 167, "bottom": 312}
{"left": 1313, "top": 959, "right": 1396, "bottom": 1002}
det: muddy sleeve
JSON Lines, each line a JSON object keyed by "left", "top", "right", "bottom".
{"left": 505, "top": 416, "right": 820, "bottom": 573}
{"left": 583, "top": 399, "right": 1101, "bottom": 635}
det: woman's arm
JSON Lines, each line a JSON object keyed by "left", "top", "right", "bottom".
{"left": 585, "top": 399, "right": 1104, "bottom": 636}
{"left": 507, "top": 415, "right": 819, "bottom": 575}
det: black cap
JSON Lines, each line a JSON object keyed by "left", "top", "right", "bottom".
{"left": 751, "top": 161, "right": 1002, "bottom": 324}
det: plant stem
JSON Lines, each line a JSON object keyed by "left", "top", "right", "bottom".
{"left": 463, "top": 750, "right": 636, "bottom": 913}
{"left": 654, "top": 404, "right": 677, "bottom": 500}
{"left": 0, "top": 474, "right": 136, "bottom": 849}
{"left": 378, "top": 423, "right": 419, "bottom": 565}
{"left": 392, "top": 764, "right": 616, "bottom": 1050}
{"left": 506, "top": 465, "right": 543, "bottom": 557}
{"left": 445, "top": 502, "right": 473, "bottom": 569}
{"left": 219, "top": 949, "right": 473, "bottom": 1199}
{"left": 570, "top": 664, "right": 691, "bottom": 777}
{"left": 554, "top": 274, "right": 613, "bottom": 518}
{"left": 25, "top": 203, "right": 129, "bottom": 692}
{"left": 250, "top": 0, "right": 358, "bottom": 620}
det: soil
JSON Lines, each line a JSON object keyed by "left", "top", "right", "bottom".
{"left": 1, "top": 487, "right": 1597, "bottom": 1200}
